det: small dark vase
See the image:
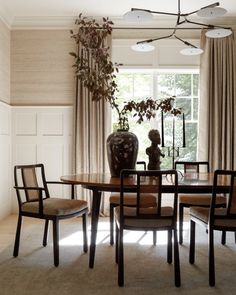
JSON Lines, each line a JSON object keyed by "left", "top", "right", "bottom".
{"left": 106, "top": 130, "right": 139, "bottom": 177}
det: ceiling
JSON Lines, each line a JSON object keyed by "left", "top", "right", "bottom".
{"left": 0, "top": 0, "right": 235, "bottom": 28}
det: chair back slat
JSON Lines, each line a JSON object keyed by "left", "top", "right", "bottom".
{"left": 14, "top": 164, "right": 49, "bottom": 204}
{"left": 136, "top": 161, "right": 147, "bottom": 170}
{"left": 22, "top": 167, "right": 40, "bottom": 201}
{"left": 120, "top": 169, "right": 178, "bottom": 221}
{"left": 210, "top": 170, "right": 236, "bottom": 220}
{"left": 174, "top": 161, "right": 210, "bottom": 173}
{"left": 229, "top": 176, "right": 236, "bottom": 215}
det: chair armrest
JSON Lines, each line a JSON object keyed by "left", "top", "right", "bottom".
{"left": 14, "top": 186, "right": 45, "bottom": 191}
{"left": 14, "top": 186, "right": 45, "bottom": 216}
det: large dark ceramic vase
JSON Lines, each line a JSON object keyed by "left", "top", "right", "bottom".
{"left": 106, "top": 130, "right": 139, "bottom": 177}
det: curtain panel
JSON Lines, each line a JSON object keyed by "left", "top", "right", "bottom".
{"left": 73, "top": 32, "right": 112, "bottom": 214}
{"left": 198, "top": 31, "right": 236, "bottom": 170}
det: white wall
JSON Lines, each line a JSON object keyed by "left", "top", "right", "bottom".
{"left": 0, "top": 102, "right": 11, "bottom": 220}
{"left": 11, "top": 106, "right": 73, "bottom": 212}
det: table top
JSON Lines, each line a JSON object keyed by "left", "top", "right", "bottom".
{"left": 60, "top": 172, "right": 230, "bottom": 194}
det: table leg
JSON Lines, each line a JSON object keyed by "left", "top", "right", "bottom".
{"left": 89, "top": 189, "right": 101, "bottom": 268}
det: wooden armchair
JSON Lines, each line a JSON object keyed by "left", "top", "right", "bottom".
{"left": 13, "top": 163, "right": 88, "bottom": 266}
{"left": 109, "top": 161, "right": 157, "bottom": 245}
{"left": 115, "top": 169, "right": 181, "bottom": 287}
{"left": 189, "top": 169, "right": 236, "bottom": 286}
{"left": 174, "top": 161, "right": 226, "bottom": 244}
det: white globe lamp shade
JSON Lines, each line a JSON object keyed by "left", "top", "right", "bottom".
{"left": 205, "top": 28, "right": 232, "bottom": 38}
{"left": 197, "top": 7, "right": 227, "bottom": 18}
{"left": 124, "top": 10, "right": 153, "bottom": 22}
{"left": 131, "top": 43, "right": 155, "bottom": 52}
{"left": 180, "top": 47, "right": 204, "bottom": 56}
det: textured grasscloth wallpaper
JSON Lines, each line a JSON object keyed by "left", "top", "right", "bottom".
{"left": 0, "top": 20, "right": 10, "bottom": 104}
{"left": 11, "top": 29, "right": 76, "bottom": 105}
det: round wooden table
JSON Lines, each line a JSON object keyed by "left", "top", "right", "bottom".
{"left": 61, "top": 172, "right": 230, "bottom": 268}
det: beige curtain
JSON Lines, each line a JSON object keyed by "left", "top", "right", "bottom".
{"left": 198, "top": 30, "right": 236, "bottom": 170}
{"left": 73, "top": 34, "right": 112, "bottom": 214}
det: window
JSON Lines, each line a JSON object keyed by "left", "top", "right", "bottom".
{"left": 113, "top": 70, "right": 199, "bottom": 169}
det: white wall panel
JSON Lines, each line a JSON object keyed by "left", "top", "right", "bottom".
{"left": 0, "top": 102, "right": 11, "bottom": 220}
{"left": 41, "top": 113, "right": 63, "bottom": 135}
{"left": 0, "top": 105, "right": 10, "bottom": 135}
{"left": 15, "top": 143, "right": 37, "bottom": 164}
{"left": 39, "top": 144, "right": 63, "bottom": 179}
{"left": 15, "top": 112, "right": 37, "bottom": 135}
{"left": 12, "top": 106, "right": 73, "bottom": 211}
{"left": 39, "top": 143, "right": 64, "bottom": 197}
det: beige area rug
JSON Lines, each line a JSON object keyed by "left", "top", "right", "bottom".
{"left": 0, "top": 215, "right": 236, "bottom": 295}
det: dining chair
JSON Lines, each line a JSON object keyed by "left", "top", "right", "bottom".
{"left": 109, "top": 161, "right": 157, "bottom": 246}
{"left": 13, "top": 163, "right": 88, "bottom": 266}
{"left": 174, "top": 161, "right": 226, "bottom": 244}
{"left": 189, "top": 169, "right": 236, "bottom": 286}
{"left": 115, "top": 169, "right": 181, "bottom": 287}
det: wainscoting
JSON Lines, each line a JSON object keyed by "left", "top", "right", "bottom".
{"left": 0, "top": 102, "right": 11, "bottom": 220}
{"left": 0, "top": 103, "right": 73, "bottom": 218}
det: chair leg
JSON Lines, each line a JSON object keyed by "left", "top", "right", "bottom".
{"left": 167, "top": 229, "right": 172, "bottom": 264}
{"left": 235, "top": 232, "right": 236, "bottom": 243}
{"left": 43, "top": 219, "right": 49, "bottom": 246}
{"left": 110, "top": 204, "right": 114, "bottom": 245}
{"left": 118, "top": 227, "right": 124, "bottom": 287}
{"left": 221, "top": 230, "right": 226, "bottom": 245}
{"left": 13, "top": 215, "right": 22, "bottom": 257}
{"left": 173, "top": 229, "right": 181, "bottom": 287}
{"left": 53, "top": 219, "right": 59, "bottom": 267}
{"left": 189, "top": 220, "right": 195, "bottom": 264}
{"left": 115, "top": 223, "right": 119, "bottom": 264}
{"left": 153, "top": 231, "right": 157, "bottom": 246}
{"left": 209, "top": 228, "right": 215, "bottom": 287}
{"left": 82, "top": 212, "right": 88, "bottom": 253}
{"left": 179, "top": 204, "right": 184, "bottom": 244}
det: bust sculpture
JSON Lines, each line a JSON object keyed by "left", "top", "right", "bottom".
{"left": 146, "top": 129, "right": 165, "bottom": 170}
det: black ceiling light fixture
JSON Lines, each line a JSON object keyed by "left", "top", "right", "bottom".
{"left": 124, "top": 1, "right": 232, "bottom": 55}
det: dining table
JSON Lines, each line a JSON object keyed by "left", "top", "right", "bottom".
{"left": 60, "top": 171, "right": 230, "bottom": 268}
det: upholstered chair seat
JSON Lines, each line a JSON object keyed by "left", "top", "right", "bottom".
{"left": 110, "top": 193, "right": 156, "bottom": 207}
{"left": 22, "top": 198, "right": 88, "bottom": 216}
{"left": 179, "top": 194, "right": 226, "bottom": 206}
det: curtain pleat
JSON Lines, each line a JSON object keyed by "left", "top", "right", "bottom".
{"left": 198, "top": 30, "right": 236, "bottom": 170}
{"left": 72, "top": 33, "right": 112, "bottom": 214}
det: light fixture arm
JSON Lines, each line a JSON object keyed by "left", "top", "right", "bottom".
{"left": 137, "top": 33, "right": 175, "bottom": 44}
{"left": 184, "top": 18, "right": 231, "bottom": 30}
{"left": 174, "top": 35, "right": 197, "bottom": 48}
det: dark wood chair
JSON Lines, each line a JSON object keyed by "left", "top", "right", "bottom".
{"left": 109, "top": 161, "right": 157, "bottom": 245}
{"left": 174, "top": 161, "right": 226, "bottom": 244}
{"left": 115, "top": 169, "right": 181, "bottom": 287}
{"left": 189, "top": 169, "right": 236, "bottom": 286}
{"left": 13, "top": 163, "right": 88, "bottom": 266}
